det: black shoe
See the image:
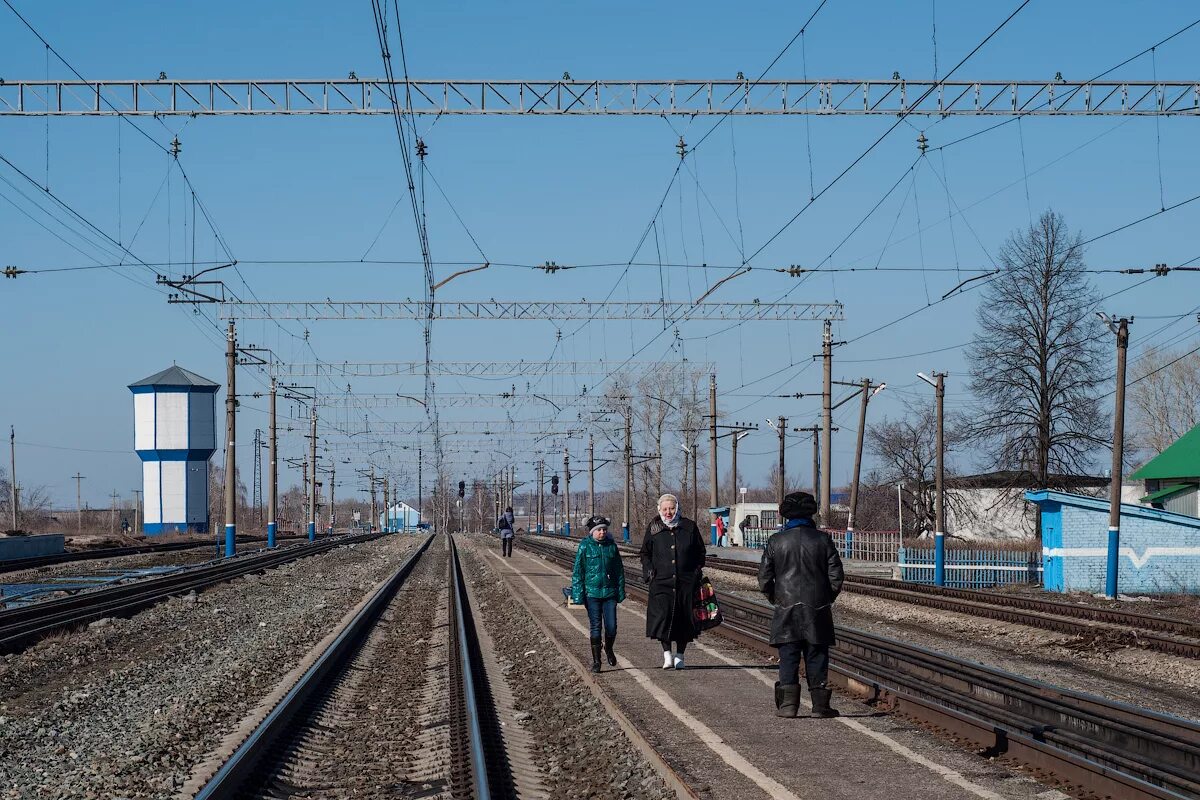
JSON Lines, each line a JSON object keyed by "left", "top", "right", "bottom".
{"left": 774, "top": 682, "right": 800, "bottom": 718}
{"left": 590, "top": 637, "right": 602, "bottom": 673}
{"left": 809, "top": 687, "right": 840, "bottom": 718}
{"left": 604, "top": 634, "right": 617, "bottom": 667}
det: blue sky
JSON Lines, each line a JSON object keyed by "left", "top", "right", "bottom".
{"left": 2, "top": 1, "right": 1199, "bottom": 511}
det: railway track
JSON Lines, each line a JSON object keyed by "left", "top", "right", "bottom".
{"left": 0, "top": 533, "right": 308, "bottom": 574}
{"left": 0, "top": 532, "right": 384, "bottom": 654}
{"left": 193, "top": 533, "right": 520, "bottom": 799}
{"left": 517, "top": 535, "right": 1200, "bottom": 800}
{"left": 526, "top": 532, "right": 1200, "bottom": 659}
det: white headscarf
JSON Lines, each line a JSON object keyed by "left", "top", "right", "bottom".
{"left": 657, "top": 493, "right": 680, "bottom": 528}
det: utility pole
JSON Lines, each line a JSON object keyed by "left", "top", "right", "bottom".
{"left": 708, "top": 373, "right": 719, "bottom": 539}
{"left": 730, "top": 427, "right": 753, "bottom": 508}
{"left": 307, "top": 405, "right": 317, "bottom": 541}
{"left": 537, "top": 460, "right": 544, "bottom": 533}
{"left": 72, "top": 473, "right": 85, "bottom": 533}
{"left": 329, "top": 464, "right": 335, "bottom": 535}
{"left": 1101, "top": 315, "right": 1132, "bottom": 599}
{"left": 369, "top": 468, "right": 377, "bottom": 530}
{"left": 917, "top": 371, "right": 947, "bottom": 585}
{"left": 775, "top": 417, "right": 787, "bottom": 507}
{"left": 109, "top": 490, "right": 120, "bottom": 535}
{"left": 132, "top": 488, "right": 141, "bottom": 535}
{"left": 690, "top": 440, "right": 699, "bottom": 526}
{"left": 820, "top": 319, "right": 834, "bottom": 518}
{"left": 417, "top": 447, "right": 423, "bottom": 524}
{"left": 588, "top": 434, "right": 596, "bottom": 517}
{"left": 563, "top": 447, "right": 572, "bottom": 536}
{"left": 267, "top": 378, "right": 278, "bottom": 547}
{"left": 846, "top": 379, "right": 885, "bottom": 556}
{"left": 382, "top": 475, "right": 390, "bottom": 533}
{"left": 9, "top": 426, "right": 17, "bottom": 531}
{"left": 224, "top": 319, "right": 237, "bottom": 557}
{"left": 623, "top": 403, "right": 632, "bottom": 543}
{"left": 252, "top": 428, "right": 263, "bottom": 525}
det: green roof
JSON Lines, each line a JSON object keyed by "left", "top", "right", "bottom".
{"left": 1132, "top": 424, "right": 1200, "bottom": 480}
{"left": 1140, "top": 483, "right": 1197, "bottom": 504}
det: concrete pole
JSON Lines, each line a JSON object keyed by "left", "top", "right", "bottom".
{"left": 307, "top": 406, "right": 317, "bottom": 541}
{"left": 821, "top": 319, "right": 833, "bottom": 518}
{"left": 369, "top": 467, "right": 377, "bottom": 531}
{"left": 691, "top": 441, "right": 699, "bottom": 525}
{"left": 267, "top": 378, "right": 278, "bottom": 547}
{"left": 731, "top": 430, "right": 741, "bottom": 507}
{"left": 847, "top": 379, "right": 871, "bottom": 558}
{"left": 110, "top": 490, "right": 118, "bottom": 535}
{"left": 564, "top": 447, "right": 572, "bottom": 536}
{"left": 812, "top": 429, "right": 820, "bottom": 497}
{"left": 1107, "top": 319, "right": 1131, "bottom": 599}
{"left": 776, "top": 417, "right": 787, "bottom": 507}
{"left": 708, "top": 373, "right": 719, "bottom": 541}
{"left": 74, "top": 472, "right": 85, "bottom": 534}
{"left": 537, "top": 460, "right": 544, "bottom": 533}
{"left": 329, "top": 464, "right": 335, "bottom": 535}
{"left": 623, "top": 404, "right": 632, "bottom": 543}
{"left": 417, "top": 447, "right": 423, "bottom": 525}
{"left": 223, "top": 319, "right": 237, "bottom": 556}
{"left": 132, "top": 489, "right": 141, "bottom": 535}
{"left": 588, "top": 434, "right": 596, "bottom": 517}
{"left": 9, "top": 426, "right": 17, "bottom": 531}
{"left": 934, "top": 373, "right": 946, "bottom": 586}
{"left": 383, "top": 476, "right": 390, "bottom": 533}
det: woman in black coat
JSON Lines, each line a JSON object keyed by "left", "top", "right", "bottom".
{"left": 639, "top": 493, "right": 706, "bottom": 669}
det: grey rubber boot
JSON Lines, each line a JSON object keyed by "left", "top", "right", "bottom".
{"left": 774, "top": 682, "right": 801, "bottom": 718}
{"left": 809, "top": 687, "right": 840, "bottom": 718}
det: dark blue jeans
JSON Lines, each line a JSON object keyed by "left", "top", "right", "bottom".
{"left": 778, "top": 640, "right": 830, "bottom": 689}
{"left": 584, "top": 597, "right": 618, "bottom": 639}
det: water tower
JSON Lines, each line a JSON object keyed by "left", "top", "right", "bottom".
{"left": 129, "top": 366, "right": 219, "bottom": 534}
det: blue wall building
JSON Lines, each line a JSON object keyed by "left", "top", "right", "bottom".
{"left": 129, "top": 366, "right": 219, "bottom": 534}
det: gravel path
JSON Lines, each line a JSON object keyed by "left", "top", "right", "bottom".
{"left": 0, "top": 534, "right": 422, "bottom": 799}
{"left": 458, "top": 537, "right": 674, "bottom": 800}
{"left": 703, "top": 564, "right": 1200, "bottom": 723}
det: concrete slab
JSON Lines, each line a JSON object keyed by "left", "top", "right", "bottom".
{"left": 485, "top": 540, "right": 1056, "bottom": 800}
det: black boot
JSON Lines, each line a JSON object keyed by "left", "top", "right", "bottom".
{"left": 774, "top": 682, "right": 800, "bottom": 718}
{"left": 809, "top": 687, "right": 840, "bottom": 718}
{"left": 590, "top": 637, "right": 603, "bottom": 673}
{"left": 604, "top": 633, "right": 617, "bottom": 667}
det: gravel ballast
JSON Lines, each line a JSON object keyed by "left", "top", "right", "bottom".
{"left": 0, "top": 534, "right": 422, "bottom": 799}
{"left": 458, "top": 538, "right": 674, "bottom": 800}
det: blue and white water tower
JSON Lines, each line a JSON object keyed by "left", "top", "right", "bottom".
{"left": 129, "top": 366, "right": 219, "bottom": 534}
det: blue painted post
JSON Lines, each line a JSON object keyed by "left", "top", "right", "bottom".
{"left": 267, "top": 521, "right": 276, "bottom": 549}
{"left": 934, "top": 532, "right": 945, "bottom": 586}
{"left": 1106, "top": 526, "right": 1120, "bottom": 598}
{"left": 844, "top": 528, "right": 854, "bottom": 560}
{"left": 307, "top": 521, "right": 316, "bottom": 541}
{"left": 564, "top": 521, "right": 571, "bottom": 538}
{"left": 224, "top": 523, "right": 236, "bottom": 557}
{"left": 622, "top": 522, "right": 630, "bottom": 543}
{"left": 711, "top": 522, "right": 718, "bottom": 546}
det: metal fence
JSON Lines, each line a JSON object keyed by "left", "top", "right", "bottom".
{"left": 741, "top": 528, "right": 901, "bottom": 562}
{"left": 899, "top": 546, "right": 1042, "bottom": 589}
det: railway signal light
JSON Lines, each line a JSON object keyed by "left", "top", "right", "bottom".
{"left": 551, "top": 475, "right": 559, "bottom": 495}
{"left": 458, "top": 480, "right": 465, "bottom": 498}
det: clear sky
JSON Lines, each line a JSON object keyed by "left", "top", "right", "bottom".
{"left": 2, "top": 1, "right": 1199, "bottom": 512}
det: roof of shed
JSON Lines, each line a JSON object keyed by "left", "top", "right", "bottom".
{"left": 129, "top": 365, "right": 219, "bottom": 389}
{"left": 1132, "top": 424, "right": 1200, "bottom": 481}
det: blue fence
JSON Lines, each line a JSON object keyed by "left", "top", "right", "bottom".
{"left": 899, "top": 546, "right": 1041, "bottom": 589}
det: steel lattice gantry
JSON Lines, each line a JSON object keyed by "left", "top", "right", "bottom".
{"left": 269, "top": 360, "right": 715, "bottom": 377}
{"left": 3, "top": 79, "right": 1198, "bottom": 116}
{"left": 218, "top": 300, "right": 843, "bottom": 321}
{"left": 316, "top": 393, "right": 608, "bottom": 409}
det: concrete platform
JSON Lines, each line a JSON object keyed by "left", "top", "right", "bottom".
{"left": 484, "top": 540, "right": 1060, "bottom": 800}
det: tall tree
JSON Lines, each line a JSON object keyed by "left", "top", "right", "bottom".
{"left": 1130, "top": 345, "right": 1200, "bottom": 457}
{"left": 966, "top": 210, "right": 1109, "bottom": 502}
{"left": 867, "top": 402, "right": 965, "bottom": 535}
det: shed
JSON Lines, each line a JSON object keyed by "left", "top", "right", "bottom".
{"left": 1132, "top": 424, "right": 1200, "bottom": 518}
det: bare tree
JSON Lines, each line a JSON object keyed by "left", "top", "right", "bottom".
{"left": 966, "top": 210, "right": 1109, "bottom": 505}
{"left": 868, "top": 402, "right": 966, "bottom": 535}
{"left": 1131, "top": 345, "right": 1200, "bottom": 457}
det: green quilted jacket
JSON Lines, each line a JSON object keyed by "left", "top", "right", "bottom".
{"left": 570, "top": 535, "right": 626, "bottom": 603}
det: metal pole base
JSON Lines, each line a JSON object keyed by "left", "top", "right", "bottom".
{"left": 934, "top": 532, "right": 945, "bottom": 586}
{"left": 224, "top": 524, "right": 236, "bottom": 557}
{"left": 307, "top": 521, "right": 316, "bottom": 541}
{"left": 1106, "top": 527, "right": 1120, "bottom": 598}
{"left": 266, "top": 521, "right": 277, "bottom": 549}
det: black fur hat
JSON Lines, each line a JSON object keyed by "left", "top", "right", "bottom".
{"left": 779, "top": 491, "right": 819, "bottom": 520}
{"left": 584, "top": 515, "right": 611, "bottom": 534}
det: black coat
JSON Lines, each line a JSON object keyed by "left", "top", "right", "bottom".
{"left": 639, "top": 517, "right": 707, "bottom": 642}
{"left": 757, "top": 521, "right": 844, "bottom": 646}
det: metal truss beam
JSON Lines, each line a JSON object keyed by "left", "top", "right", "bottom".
{"left": 271, "top": 360, "right": 714, "bottom": 378}
{"left": 220, "top": 300, "right": 842, "bottom": 321}
{"left": 317, "top": 393, "right": 607, "bottom": 409}
{"left": 3, "top": 79, "right": 1197, "bottom": 116}
{"left": 326, "top": 420, "right": 614, "bottom": 436}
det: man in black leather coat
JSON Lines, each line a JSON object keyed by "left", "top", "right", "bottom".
{"left": 757, "top": 491, "right": 845, "bottom": 718}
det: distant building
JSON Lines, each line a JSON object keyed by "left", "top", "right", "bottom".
{"left": 129, "top": 366, "right": 219, "bottom": 534}
{"left": 945, "top": 471, "right": 1112, "bottom": 540}
{"left": 382, "top": 501, "right": 421, "bottom": 531}
{"left": 1132, "top": 424, "right": 1200, "bottom": 518}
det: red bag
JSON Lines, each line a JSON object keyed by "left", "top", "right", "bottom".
{"left": 693, "top": 574, "right": 723, "bottom": 630}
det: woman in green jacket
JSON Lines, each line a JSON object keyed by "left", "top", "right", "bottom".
{"left": 571, "top": 515, "right": 627, "bottom": 672}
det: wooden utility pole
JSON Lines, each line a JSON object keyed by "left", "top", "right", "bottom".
{"left": 9, "top": 426, "right": 17, "bottom": 531}
{"left": 73, "top": 473, "right": 85, "bottom": 533}
{"left": 307, "top": 406, "right": 317, "bottom": 540}
{"left": 223, "top": 319, "right": 237, "bottom": 556}
{"left": 708, "top": 372, "right": 719, "bottom": 525}
{"left": 267, "top": 378, "right": 278, "bottom": 547}
{"left": 1105, "top": 317, "right": 1131, "bottom": 599}
{"left": 563, "top": 447, "right": 572, "bottom": 536}
{"left": 588, "top": 434, "right": 596, "bottom": 517}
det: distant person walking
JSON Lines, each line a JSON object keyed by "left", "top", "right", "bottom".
{"left": 570, "top": 515, "right": 626, "bottom": 672}
{"left": 639, "top": 493, "right": 706, "bottom": 669}
{"left": 758, "top": 491, "right": 845, "bottom": 718}
{"left": 498, "top": 506, "right": 515, "bottom": 557}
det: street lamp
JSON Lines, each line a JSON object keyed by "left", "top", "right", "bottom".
{"left": 915, "top": 371, "right": 946, "bottom": 586}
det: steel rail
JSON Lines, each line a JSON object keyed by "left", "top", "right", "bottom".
{"left": 448, "top": 534, "right": 493, "bottom": 799}
{"left": 0, "top": 533, "right": 306, "bottom": 574}
{"left": 515, "top": 535, "right": 1200, "bottom": 800}
{"left": 193, "top": 533, "right": 435, "bottom": 799}
{"left": 0, "top": 532, "right": 383, "bottom": 653}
